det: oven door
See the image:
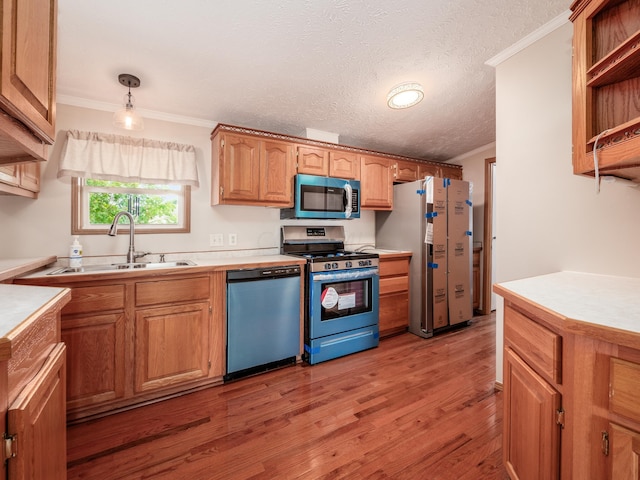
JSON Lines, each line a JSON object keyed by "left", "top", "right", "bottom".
{"left": 308, "top": 267, "right": 379, "bottom": 339}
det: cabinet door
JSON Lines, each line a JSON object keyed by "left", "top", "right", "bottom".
{"left": 135, "top": 302, "right": 211, "bottom": 393}
{"left": 504, "top": 348, "right": 561, "bottom": 480}
{"left": 329, "top": 151, "right": 359, "bottom": 179}
{"left": 419, "top": 163, "right": 441, "bottom": 179}
{"left": 0, "top": 0, "right": 57, "bottom": 142}
{"left": 222, "top": 134, "right": 260, "bottom": 201}
{"left": 7, "top": 343, "right": 66, "bottom": 480}
{"left": 0, "top": 163, "right": 19, "bottom": 185}
{"left": 440, "top": 165, "right": 463, "bottom": 180}
{"left": 260, "top": 140, "right": 294, "bottom": 205}
{"left": 360, "top": 155, "right": 394, "bottom": 210}
{"left": 62, "top": 313, "right": 126, "bottom": 410}
{"left": 609, "top": 423, "right": 640, "bottom": 480}
{"left": 395, "top": 160, "right": 420, "bottom": 183}
{"left": 297, "top": 146, "right": 329, "bottom": 176}
{"left": 19, "top": 161, "right": 40, "bottom": 192}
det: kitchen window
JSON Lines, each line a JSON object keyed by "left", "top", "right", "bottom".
{"left": 59, "top": 130, "right": 199, "bottom": 235}
{"left": 72, "top": 178, "right": 190, "bottom": 234}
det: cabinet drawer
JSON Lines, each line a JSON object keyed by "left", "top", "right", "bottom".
{"left": 380, "top": 276, "right": 409, "bottom": 295}
{"left": 379, "top": 258, "right": 409, "bottom": 277}
{"left": 136, "top": 276, "right": 210, "bottom": 307}
{"left": 610, "top": 357, "right": 640, "bottom": 424}
{"left": 62, "top": 284, "right": 126, "bottom": 315}
{"left": 504, "top": 305, "right": 562, "bottom": 384}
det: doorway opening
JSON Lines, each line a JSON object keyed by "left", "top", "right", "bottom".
{"left": 482, "top": 157, "right": 496, "bottom": 314}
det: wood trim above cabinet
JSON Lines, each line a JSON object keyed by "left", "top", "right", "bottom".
{"left": 210, "top": 123, "right": 460, "bottom": 175}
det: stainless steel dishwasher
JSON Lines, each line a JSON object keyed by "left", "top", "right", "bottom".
{"left": 225, "top": 265, "right": 301, "bottom": 381}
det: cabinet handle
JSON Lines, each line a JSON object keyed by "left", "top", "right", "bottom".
{"left": 601, "top": 431, "right": 609, "bottom": 456}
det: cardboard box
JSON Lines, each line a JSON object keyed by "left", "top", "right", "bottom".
{"left": 446, "top": 178, "right": 473, "bottom": 325}
{"left": 425, "top": 177, "right": 449, "bottom": 330}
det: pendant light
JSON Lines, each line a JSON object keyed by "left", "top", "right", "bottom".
{"left": 113, "top": 73, "right": 144, "bottom": 131}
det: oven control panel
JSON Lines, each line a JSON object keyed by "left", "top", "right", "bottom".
{"left": 311, "top": 256, "right": 379, "bottom": 272}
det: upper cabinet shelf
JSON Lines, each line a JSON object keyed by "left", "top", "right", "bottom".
{"left": 571, "top": 0, "right": 640, "bottom": 182}
{"left": 586, "top": 29, "right": 640, "bottom": 87}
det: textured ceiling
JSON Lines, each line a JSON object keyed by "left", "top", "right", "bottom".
{"left": 57, "top": 0, "right": 569, "bottom": 162}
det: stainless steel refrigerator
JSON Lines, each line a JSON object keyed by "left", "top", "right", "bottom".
{"left": 376, "top": 177, "right": 473, "bottom": 338}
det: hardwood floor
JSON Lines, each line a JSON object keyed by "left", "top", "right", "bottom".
{"left": 67, "top": 313, "right": 507, "bottom": 479}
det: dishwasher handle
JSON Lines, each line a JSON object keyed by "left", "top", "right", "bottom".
{"left": 227, "top": 265, "right": 301, "bottom": 283}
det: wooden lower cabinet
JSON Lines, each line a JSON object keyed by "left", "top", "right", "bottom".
{"left": 8, "top": 343, "right": 67, "bottom": 479}
{"left": 378, "top": 253, "right": 411, "bottom": 338}
{"left": 609, "top": 423, "right": 640, "bottom": 479}
{"left": 0, "top": 286, "right": 70, "bottom": 480}
{"left": 62, "top": 312, "right": 126, "bottom": 409}
{"left": 503, "top": 348, "right": 561, "bottom": 480}
{"left": 497, "top": 277, "right": 640, "bottom": 480}
{"left": 135, "top": 302, "right": 211, "bottom": 393}
{"left": 20, "top": 271, "right": 226, "bottom": 421}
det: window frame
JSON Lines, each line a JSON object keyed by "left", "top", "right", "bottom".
{"left": 71, "top": 177, "right": 191, "bottom": 235}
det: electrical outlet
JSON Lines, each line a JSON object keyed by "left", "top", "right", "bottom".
{"left": 228, "top": 233, "right": 237, "bottom": 246}
{"left": 209, "top": 233, "right": 224, "bottom": 247}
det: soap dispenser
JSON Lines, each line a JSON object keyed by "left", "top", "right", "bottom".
{"left": 69, "top": 236, "right": 83, "bottom": 269}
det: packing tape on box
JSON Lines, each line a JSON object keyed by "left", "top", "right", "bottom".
{"left": 466, "top": 231, "right": 472, "bottom": 236}
{"left": 425, "top": 212, "right": 438, "bottom": 218}
{"left": 466, "top": 199, "right": 472, "bottom": 207}
{"left": 427, "top": 262, "right": 439, "bottom": 269}
{"left": 416, "top": 189, "right": 425, "bottom": 195}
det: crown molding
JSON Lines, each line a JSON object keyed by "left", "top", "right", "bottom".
{"left": 485, "top": 10, "right": 571, "bottom": 67}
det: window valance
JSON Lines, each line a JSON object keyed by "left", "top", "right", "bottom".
{"left": 57, "top": 130, "right": 199, "bottom": 188}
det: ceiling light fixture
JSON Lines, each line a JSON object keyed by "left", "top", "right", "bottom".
{"left": 113, "top": 73, "right": 144, "bottom": 131}
{"left": 386, "top": 82, "right": 424, "bottom": 109}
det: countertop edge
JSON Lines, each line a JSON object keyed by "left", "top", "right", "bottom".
{"left": 494, "top": 271, "right": 640, "bottom": 347}
{"left": 0, "top": 256, "right": 57, "bottom": 282}
{"left": 13, "top": 255, "right": 308, "bottom": 284}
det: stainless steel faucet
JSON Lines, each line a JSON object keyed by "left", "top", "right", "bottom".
{"left": 108, "top": 211, "right": 145, "bottom": 264}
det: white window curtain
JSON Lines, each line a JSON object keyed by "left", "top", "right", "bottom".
{"left": 57, "top": 130, "right": 199, "bottom": 188}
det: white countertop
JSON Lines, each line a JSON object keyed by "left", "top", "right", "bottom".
{"left": 495, "top": 271, "right": 640, "bottom": 335}
{"left": 16, "top": 254, "right": 306, "bottom": 279}
{"left": 0, "top": 283, "right": 68, "bottom": 340}
{"left": 0, "top": 256, "right": 56, "bottom": 282}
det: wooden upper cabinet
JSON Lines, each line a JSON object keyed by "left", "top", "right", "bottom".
{"left": 360, "top": 155, "right": 394, "bottom": 210}
{"left": 298, "top": 147, "right": 360, "bottom": 180}
{"left": 221, "top": 134, "right": 261, "bottom": 202}
{"left": 211, "top": 124, "right": 463, "bottom": 209}
{"left": 212, "top": 132, "right": 294, "bottom": 207}
{"left": 0, "top": 0, "right": 56, "bottom": 145}
{"left": 0, "top": 161, "right": 40, "bottom": 198}
{"left": 419, "top": 163, "right": 441, "bottom": 179}
{"left": 329, "top": 151, "right": 359, "bottom": 179}
{"left": 440, "top": 164, "right": 463, "bottom": 180}
{"left": 297, "top": 146, "right": 329, "bottom": 176}
{"left": 260, "top": 140, "right": 294, "bottom": 205}
{"left": 570, "top": 0, "right": 640, "bottom": 182}
{"left": 395, "top": 160, "right": 420, "bottom": 183}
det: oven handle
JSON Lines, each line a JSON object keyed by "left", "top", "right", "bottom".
{"left": 311, "top": 267, "right": 378, "bottom": 282}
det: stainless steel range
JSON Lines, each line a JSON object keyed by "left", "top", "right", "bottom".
{"left": 281, "top": 225, "right": 379, "bottom": 364}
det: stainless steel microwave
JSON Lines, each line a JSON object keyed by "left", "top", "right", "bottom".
{"left": 281, "top": 174, "right": 360, "bottom": 219}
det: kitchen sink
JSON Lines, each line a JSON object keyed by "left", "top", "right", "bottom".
{"left": 47, "top": 260, "right": 196, "bottom": 275}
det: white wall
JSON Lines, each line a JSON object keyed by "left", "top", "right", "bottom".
{"left": 0, "top": 104, "right": 375, "bottom": 261}
{"left": 494, "top": 22, "right": 640, "bottom": 382}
